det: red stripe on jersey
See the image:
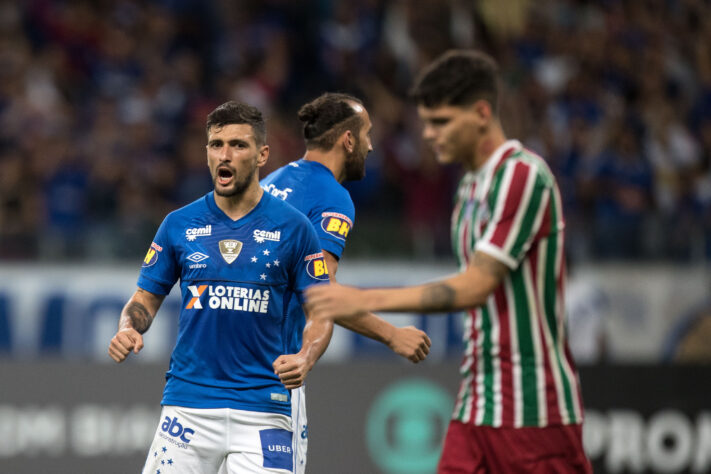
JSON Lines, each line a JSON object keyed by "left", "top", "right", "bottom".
{"left": 494, "top": 287, "right": 514, "bottom": 427}
{"left": 490, "top": 162, "right": 532, "bottom": 248}
{"left": 467, "top": 308, "right": 479, "bottom": 421}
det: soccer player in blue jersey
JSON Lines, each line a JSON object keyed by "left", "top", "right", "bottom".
{"left": 108, "top": 101, "right": 333, "bottom": 473}
{"left": 261, "top": 93, "right": 432, "bottom": 470}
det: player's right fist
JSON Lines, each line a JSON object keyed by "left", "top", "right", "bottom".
{"left": 108, "top": 328, "right": 144, "bottom": 363}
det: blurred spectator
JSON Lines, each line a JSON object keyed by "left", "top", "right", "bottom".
{"left": 0, "top": 0, "right": 709, "bottom": 262}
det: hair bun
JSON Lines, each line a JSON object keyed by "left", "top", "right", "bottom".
{"left": 297, "top": 104, "right": 318, "bottom": 123}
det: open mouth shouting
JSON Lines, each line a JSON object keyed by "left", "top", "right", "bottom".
{"left": 216, "top": 166, "right": 234, "bottom": 186}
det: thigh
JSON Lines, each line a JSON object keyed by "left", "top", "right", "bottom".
{"left": 437, "top": 420, "right": 486, "bottom": 474}
{"left": 484, "top": 424, "right": 592, "bottom": 474}
{"left": 142, "top": 405, "right": 226, "bottom": 474}
{"left": 223, "top": 408, "right": 294, "bottom": 474}
{"left": 290, "top": 386, "right": 308, "bottom": 474}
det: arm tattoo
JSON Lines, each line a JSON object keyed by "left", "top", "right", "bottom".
{"left": 125, "top": 301, "right": 153, "bottom": 334}
{"left": 421, "top": 283, "right": 456, "bottom": 312}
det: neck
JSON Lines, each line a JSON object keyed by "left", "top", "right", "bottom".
{"left": 469, "top": 125, "right": 507, "bottom": 171}
{"left": 304, "top": 148, "right": 344, "bottom": 182}
{"left": 214, "top": 180, "right": 263, "bottom": 221}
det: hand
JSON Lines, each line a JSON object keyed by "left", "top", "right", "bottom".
{"left": 273, "top": 353, "right": 313, "bottom": 390}
{"left": 389, "top": 326, "right": 432, "bottom": 363}
{"left": 108, "top": 328, "right": 144, "bottom": 363}
{"left": 305, "top": 283, "right": 367, "bottom": 321}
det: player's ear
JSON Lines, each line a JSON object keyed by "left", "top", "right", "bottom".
{"left": 257, "top": 145, "right": 269, "bottom": 168}
{"left": 342, "top": 130, "right": 354, "bottom": 153}
{"left": 472, "top": 100, "right": 493, "bottom": 124}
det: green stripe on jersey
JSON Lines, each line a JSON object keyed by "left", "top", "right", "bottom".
{"left": 511, "top": 269, "right": 539, "bottom": 426}
{"left": 543, "top": 198, "right": 578, "bottom": 423}
{"left": 480, "top": 305, "right": 495, "bottom": 425}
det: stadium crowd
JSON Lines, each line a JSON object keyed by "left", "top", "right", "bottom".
{"left": 1, "top": 0, "right": 710, "bottom": 262}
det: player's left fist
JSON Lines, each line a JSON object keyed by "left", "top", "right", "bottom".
{"left": 273, "top": 353, "right": 311, "bottom": 389}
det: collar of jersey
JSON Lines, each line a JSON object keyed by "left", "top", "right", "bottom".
{"left": 206, "top": 191, "right": 268, "bottom": 228}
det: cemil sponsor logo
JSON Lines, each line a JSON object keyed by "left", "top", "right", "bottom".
{"left": 263, "top": 183, "right": 293, "bottom": 201}
{"left": 142, "top": 242, "right": 162, "bottom": 267}
{"left": 185, "top": 225, "right": 211, "bottom": 241}
{"left": 186, "top": 285, "right": 270, "bottom": 313}
{"left": 161, "top": 417, "right": 194, "bottom": 444}
{"left": 253, "top": 229, "right": 281, "bottom": 243}
{"left": 304, "top": 252, "right": 329, "bottom": 280}
{"left": 321, "top": 212, "right": 352, "bottom": 241}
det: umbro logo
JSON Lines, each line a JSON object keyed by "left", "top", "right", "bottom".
{"left": 187, "top": 252, "right": 209, "bottom": 263}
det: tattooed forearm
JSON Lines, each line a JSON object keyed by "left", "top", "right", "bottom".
{"left": 123, "top": 301, "right": 153, "bottom": 334}
{"left": 421, "top": 283, "right": 456, "bottom": 312}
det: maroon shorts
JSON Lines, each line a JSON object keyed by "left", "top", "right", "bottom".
{"left": 437, "top": 420, "right": 592, "bottom": 474}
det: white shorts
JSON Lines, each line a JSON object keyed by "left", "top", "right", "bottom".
{"left": 142, "top": 405, "right": 298, "bottom": 474}
{"left": 290, "top": 386, "right": 307, "bottom": 474}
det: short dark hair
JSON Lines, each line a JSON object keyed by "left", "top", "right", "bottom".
{"left": 410, "top": 50, "right": 500, "bottom": 114}
{"left": 206, "top": 101, "right": 266, "bottom": 146}
{"left": 297, "top": 93, "right": 365, "bottom": 150}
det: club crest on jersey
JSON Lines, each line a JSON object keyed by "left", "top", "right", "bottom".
{"left": 219, "top": 240, "right": 242, "bottom": 264}
{"left": 253, "top": 229, "right": 281, "bottom": 243}
{"left": 142, "top": 242, "right": 162, "bottom": 267}
{"left": 185, "top": 225, "right": 212, "bottom": 241}
{"left": 321, "top": 212, "right": 352, "bottom": 241}
{"left": 304, "top": 252, "right": 329, "bottom": 280}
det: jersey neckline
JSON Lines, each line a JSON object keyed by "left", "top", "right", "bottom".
{"left": 205, "top": 190, "right": 269, "bottom": 228}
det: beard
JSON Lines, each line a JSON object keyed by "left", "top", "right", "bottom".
{"left": 214, "top": 162, "right": 257, "bottom": 197}
{"left": 343, "top": 141, "right": 367, "bottom": 182}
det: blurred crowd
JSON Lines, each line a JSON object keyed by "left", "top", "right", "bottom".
{"left": 1, "top": 0, "right": 711, "bottom": 262}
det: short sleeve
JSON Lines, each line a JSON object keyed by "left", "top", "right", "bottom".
{"left": 137, "top": 216, "right": 180, "bottom": 295}
{"left": 288, "top": 219, "right": 330, "bottom": 304}
{"left": 309, "top": 195, "right": 355, "bottom": 260}
{"left": 475, "top": 160, "right": 552, "bottom": 269}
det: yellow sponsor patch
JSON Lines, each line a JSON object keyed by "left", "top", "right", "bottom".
{"left": 321, "top": 212, "right": 353, "bottom": 241}
{"left": 304, "top": 252, "right": 329, "bottom": 281}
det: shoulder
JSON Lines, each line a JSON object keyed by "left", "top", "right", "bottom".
{"left": 262, "top": 192, "right": 313, "bottom": 229}
{"left": 494, "top": 148, "right": 557, "bottom": 191}
{"left": 162, "top": 194, "right": 210, "bottom": 227}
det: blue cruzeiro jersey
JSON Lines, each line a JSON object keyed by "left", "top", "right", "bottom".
{"left": 261, "top": 159, "right": 355, "bottom": 353}
{"left": 137, "top": 191, "right": 328, "bottom": 416}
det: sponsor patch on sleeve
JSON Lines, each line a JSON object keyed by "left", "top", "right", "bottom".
{"left": 142, "top": 242, "right": 162, "bottom": 267}
{"left": 320, "top": 212, "right": 352, "bottom": 241}
{"left": 304, "top": 252, "right": 329, "bottom": 281}
{"left": 260, "top": 428, "right": 293, "bottom": 471}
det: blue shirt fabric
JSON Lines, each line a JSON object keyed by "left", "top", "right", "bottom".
{"left": 137, "top": 191, "right": 327, "bottom": 416}
{"left": 260, "top": 159, "right": 355, "bottom": 353}
{"left": 261, "top": 159, "right": 355, "bottom": 260}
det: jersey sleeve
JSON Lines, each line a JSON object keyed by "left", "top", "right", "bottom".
{"left": 309, "top": 192, "right": 355, "bottom": 260}
{"left": 475, "top": 160, "right": 553, "bottom": 269}
{"left": 136, "top": 215, "right": 180, "bottom": 295}
{"left": 288, "top": 218, "right": 330, "bottom": 304}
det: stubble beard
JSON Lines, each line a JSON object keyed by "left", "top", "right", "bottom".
{"left": 214, "top": 164, "right": 257, "bottom": 198}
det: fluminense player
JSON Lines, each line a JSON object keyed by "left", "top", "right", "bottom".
{"left": 108, "top": 101, "right": 332, "bottom": 473}
{"left": 261, "top": 92, "right": 431, "bottom": 471}
{"left": 306, "top": 51, "right": 592, "bottom": 473}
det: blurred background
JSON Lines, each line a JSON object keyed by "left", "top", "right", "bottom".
{"left": 1, "top": 0, "right": 710, "bottom": 473}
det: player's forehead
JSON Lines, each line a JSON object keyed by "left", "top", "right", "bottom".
{"left": 417, "top": 104, "right": 467, "bottom": 121}
{"left": 207, "top": 123, "right": 257, "bottom": 143}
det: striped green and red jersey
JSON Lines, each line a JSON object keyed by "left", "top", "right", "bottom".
{"left": 450, "top": 139, "right": 584, "bottom": 428}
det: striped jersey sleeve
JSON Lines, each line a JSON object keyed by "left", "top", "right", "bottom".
{"left": 475, "top": 156, "right": 557, "bottom": 269}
